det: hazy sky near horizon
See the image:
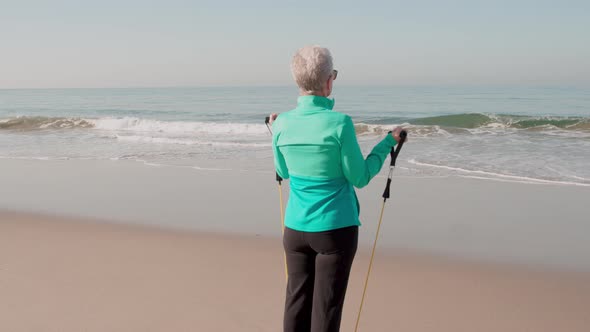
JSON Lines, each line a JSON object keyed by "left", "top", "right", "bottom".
{"left": 1, "top": 0, "right": 589, "bottom": 88}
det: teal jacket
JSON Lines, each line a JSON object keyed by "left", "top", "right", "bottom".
{"left": 272, "top": 95, "right": 397, "bottom": 232}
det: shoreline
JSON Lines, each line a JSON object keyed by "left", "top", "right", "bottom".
{"left": 1, "top": 158, "right": 589, "bottom": 272}
{"left": 2, "top": 155, "right": 589, "bottom": 188}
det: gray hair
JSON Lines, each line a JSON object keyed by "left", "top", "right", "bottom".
{"left": 290, "top": 45, "right": 334, "bottom": 94}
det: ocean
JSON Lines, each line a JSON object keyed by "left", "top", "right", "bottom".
{"left": 1, "top": 86, "right": 589, "bottom": 186}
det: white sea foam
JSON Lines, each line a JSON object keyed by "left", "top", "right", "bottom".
{"left": 191, "top": 166, "right": 232, "bottom": 171}
{"left": 88, "top": 117, "right": 268, "bottom": 135}
{"left": 354, "top": 123, "right": 452, "bottom": 137}
{"left": 114, "top": 134, "right": 270, "bottom": 147}
{"left": 407, "top": 159, "right": 590, "bottom": 187}
{"left": 0, "top": 155, "right": 69, "bottom": 161}
{"left": 545, "top": 166, "right": 590, "bottom": 182}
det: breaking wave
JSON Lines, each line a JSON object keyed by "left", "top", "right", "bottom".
{"left": 0, "top": 116, "right": 93, "bottom": 130}
{"left": 2, "top": 114, "right": 588, "bottom": 138}
{"left": 0, "top": 116, "right": 269, "bottom": 135}
{"left": 355, "top": 113, "right": 590, "bottom": 137}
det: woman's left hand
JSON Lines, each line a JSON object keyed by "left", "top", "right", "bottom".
{"left": 268, "top": 113, "right": 279, "bottom": 125}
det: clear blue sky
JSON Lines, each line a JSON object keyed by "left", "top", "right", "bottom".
{"left": 1, "top": 0, "right": 589, "bottom": 88}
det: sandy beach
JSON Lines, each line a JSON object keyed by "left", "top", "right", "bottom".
{"left": 1, "top": 159, "right": 590, "bottom": 331}
{"left": 1, "top": 211, "right": 589, "bottom": 332}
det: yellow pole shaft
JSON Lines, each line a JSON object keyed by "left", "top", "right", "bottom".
{"left": 354, "top": 199, "right": 387, "bottom": 332}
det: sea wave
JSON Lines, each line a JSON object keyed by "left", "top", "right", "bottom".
{"left": 355, "top": 113, "right": 590, "bottom": 137}
{"left": 1, "top": 114, "right": 589, "bottom": 138}
{"left": 0, "top": 116, "right": 93, "bottom": 130}
{"left": 370, "top": 113, "right": 590, "bottom": 130}
{"left": 0, "top": 116, "right": 269, "bottom": 135}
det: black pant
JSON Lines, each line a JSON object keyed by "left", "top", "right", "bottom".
{"left": 283, "top": 226, "right": 358, "bottom": 332}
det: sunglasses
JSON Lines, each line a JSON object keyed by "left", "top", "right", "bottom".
{"left": 332, "top": 69, "right": 338, "bottom": 80}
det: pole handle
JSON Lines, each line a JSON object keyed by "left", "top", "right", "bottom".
{"left": 389, "top": 130, "right": 407, "bottom": 167}
{"left": 382, "top": 130, "right": 407, "bottom": 200}
{"left": 264, "top": 116, "right": 283, "bottom": 183}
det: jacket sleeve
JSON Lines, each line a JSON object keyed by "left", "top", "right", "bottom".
{"left": 340, "top": 116, "right": 396, "bottom": 188}
{"left": 272, "top": 124, "right": 290, "bottom": 180}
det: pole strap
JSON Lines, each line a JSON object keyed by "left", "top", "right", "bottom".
{"left": 355, "top": 130, "right": 407, "bottom": 331}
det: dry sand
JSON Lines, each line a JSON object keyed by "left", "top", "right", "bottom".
{"left": 1, "top": 211, "right": 589, "bottom": 332}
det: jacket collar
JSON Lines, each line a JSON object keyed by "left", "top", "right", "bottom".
{"left": 296, "top": 95, "right": 335, "bottom": 110}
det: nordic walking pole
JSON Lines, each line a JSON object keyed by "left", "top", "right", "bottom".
{"left": 265, "top": 116, "right": 288, "bottom": 283}
{"left": 354, "top": 130, "right": 407, "bottom": 332}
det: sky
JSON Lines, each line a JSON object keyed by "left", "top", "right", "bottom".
{"left": 1, "top": 0, "right": 589, "bottom": 88}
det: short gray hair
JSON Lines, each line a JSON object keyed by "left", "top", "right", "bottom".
{"left": 291, "top": 45, "right": 334, "bottom": 94}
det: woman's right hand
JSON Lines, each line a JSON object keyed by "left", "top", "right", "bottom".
{"left": 391, "top": 127, "right": 406, "bottom": 143}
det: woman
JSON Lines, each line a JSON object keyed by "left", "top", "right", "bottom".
{"left": 270, "top": 45, "right": 403, "bottom": 332}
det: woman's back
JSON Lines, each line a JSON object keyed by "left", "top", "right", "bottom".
{"left": 273, "top": 96, "right": 348, "bottom": 179}
{"left": 272, "top": 95, "right": 397, "bottom": 232}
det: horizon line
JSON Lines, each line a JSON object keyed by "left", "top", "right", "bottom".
{"left": 2, "top": 82, "right": 590, "bottom": 91}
